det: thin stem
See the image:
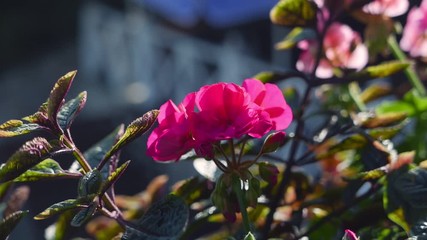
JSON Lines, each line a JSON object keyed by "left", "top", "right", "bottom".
{"left": 388, "top": 35, "right": 427, "bottom": 97}
{"left": 214, "top": 144, "right": 232, "bottom": 167}
{"left": 212, "top": 157, "right": 228, "bottom": 172}
{"left": 238, "top": 137, "right": 249, "bottom": 164}
{"left": 232, "top": 177, "right": 252, "bottom": 233}
{"left": 229, "top": 139, "right": 237, "bottom": 167}
{"left": 348, "top": 82, "right": 367, "bottom": 112}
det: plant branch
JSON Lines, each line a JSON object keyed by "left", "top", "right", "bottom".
{"left": 387, "top": 35, "right": 427, "bottom": 97}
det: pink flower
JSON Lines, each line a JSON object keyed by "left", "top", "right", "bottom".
{"left": 242, "top": 79, "right": 293, "bottom": 131}
{"left": 343, "top": 229, "right": 359, "bottom": 240}
{"left": 400, "top": 1, "right": 427, "bottom": 58}
{"left": 193, "top": 82, "right": 271, "bottom": 141}
{"left": 297, "top": 23, "right": 368, "bottom": 78}
{"left": 146, "top": 93, "right": 197, "bottom": 161}
{"left": 147, "top": 80, "right": 293, "bottom": 161}
{"left": 363, "top": 0, "right": 409, "bottom": 17}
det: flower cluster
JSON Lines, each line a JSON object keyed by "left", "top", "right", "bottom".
{"left": 147, "top": 79, "right": 293, "bottom": 161}
{"left": 400, "top": 0, "right": 427, "bottom": 58}
{"left": 297, "top": 22, "right": 368, "bottom": 78}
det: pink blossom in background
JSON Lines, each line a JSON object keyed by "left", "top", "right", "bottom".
{"left": 363, "top": 0, "right": 409, "bottom": 17}
{"left": 400, "top": 1, "right": 427, "bottom": 58}
{"left": 147, "top": 80, "right": 293, "bottom": 161}
{"left": 343, "top": 229, "right": 359, "bottom": 240}
{"left": 297, "top": 23, "right": 368, "bottom": 78}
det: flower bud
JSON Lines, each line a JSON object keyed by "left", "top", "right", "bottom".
{"left": 258, "top": 162, "right": 279, "bottom": 185}
{"left": 260, "top": 131, "right": 286, "bottom": 154}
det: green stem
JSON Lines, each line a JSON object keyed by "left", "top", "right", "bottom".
{"left": 232, "top": 176, "right": 252, "bottom": 233}
{"left": 348, "top": 82, "right": 366, "bottom": 112}
{"left": 388, "top": 35, "right": 427, "bottom": 97}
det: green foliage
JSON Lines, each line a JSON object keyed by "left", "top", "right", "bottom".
{"left": 34, "top": 198, "right": 90, "bottom": 220}
{"left": 122, "top": 194, "right": 189, "bottom": 240}
{"left": 103, "top": 110, "right": 159, "bottom": 163}
{"left": 0, "top": 137, "right": 54, "bottom": 183}
{"left": 78, "top": 169, "right": 103, "bottom": 198}
{"left": 100, "top": 160, "right": 130, "bottom": 195}
{"left": 347, "top": 61, "right": 409, "bottom": 82}
{"left": 270, "top": 0, "right": 317, "bottom": 27}
{"left": 57, "top": 91, "right": 87, "bottom": 131}
{"left": 71, "top": 203, "right": 97, "bottom": 227}
{"left": 13, "top": 158, "right": 78, "bottom": 182}
{"left": 0, "top": 210, "right": 28, "bottom": 240}
{"left": 0, "top": 120, "right": 43, "bottom": 137}
{"left": 275, "top": 27, "right": 315, "bottom": 50}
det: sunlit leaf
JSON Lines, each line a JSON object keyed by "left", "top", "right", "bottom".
{"left": 34, "top": 198, "right": 89, "bottom": 220}
{"left": 173, "top": 177, "right": 205, "bottom": 204}
{"left": 47, "top": 71, "right": 77, "bottom": 127}
{"left": 343, "top": 168, "right": 387, "bottom": 181}
{"left": 270, "top": 0, "right": 317, "bottom": 27}
{"left": 376, "top": 100, "right": 415, "bottom": 116}
{"left": 368, "top": 121, "right": 406, "bottom": 139}
{"left": 346, "top": 60, "right": 409, "bottom": 82}
{"left": 78, "top": 169, "right": 103, "bottom": 198}
{"left": 13, "top": 159, "right": 79, "bottom": 182}
{"left": 357, "top": 112, "right": 407, "bottom": 129}
{"left": 0, "top": 120, "right": 43, "bottom": 138}
{"left": 71, "top": 203, "right": 97, "bottom": 227}
{"left": 104, "top": 110, "right": 159, "bottom": 161}
{"left": 360, "top": 84, "right": 391, "bottom": 103}
{"left": 100, "top": 160, "right": 130, "bottom": 194}
{"left": 57, "top": 91, "right": 87, "bottom": 130}
{"left": 275, "top": 27, "right": 315, "bottom": 50}
{"left": 0, "top": 210, "right": 28, "bottom": 240}
{"left": 0, "top": 137, "right": 53, "bottom": 183}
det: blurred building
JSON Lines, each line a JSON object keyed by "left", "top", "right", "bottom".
{"left": 0, "top": 0, "right": 291, "bottom": 238}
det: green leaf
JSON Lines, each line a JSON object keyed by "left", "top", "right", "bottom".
{"left": 0, "top": 182, "right": 12, "bottom": 201}
{"left": 368, "top": 121, "right": 406, "bottom": 139}
{"left": 376, "top": 100, "right": 415, "bottom": 116}
{"left": 100, "top": 160, "right": 130, "bottom": 194}
{"left": 260, "top": 132, "right": 286, "bottom": 154}
{"left": 270, "top": 0, "right": 317, "bottom": 27}
{"left": 47, "top": 71, "right": 77, "bottom": 127}
{"left": 57, "top": 91, "right": 87, "bottom": 130}
{"left": 346, "top": 60, "right": 410, "bottom": 82}
{"left": 244, "top": 232, "right": 256, "bottom": 240}
{"left": 122, "top": 195, "right": 189, "bottom": 239}
{"left": 404, "top": 89, "right": 427, "bottom": 114}
{"left": 275, "top": 27, "right": 315, "bottom": 50}
{"left": 358, "top": 112, "right": 408, "bottom": 129}
{"left": 81, "top": 125, "right": 124, "bottom": 179}
{"left": 104, "top": 110, "right": 159, "bottom": 161}
{"left": 78, "top": 169, "right": 103, "bottom": 198}
{"left": 70, "top": 203, "right": 97, "bottom": 227}
{"left": 360, "top": 84, "right": 391, "bottom": 103}
{"left": 343, "top": 168, "right": 387, "bottom": 181}
{"left": 0, "top": 210, "right": 28, "bottom": 240}
{"left": 44, "top": 210, "right": 75, "bottom": 240}
{"left": 34, "top": 198, "right": 88, "bottom": 220}
{"left": 13, "top": 159, "right": 79, "bottom": 182}
{"left": 0, "top": 120, "right": 43, "bottom": 137}
{"left": 0, "top": 137, "right": 53, "bottom": 183}
{"left": 173, "top": 177, "right": 206, "bottom": 204}
{"left": 317, "top": 135, "right": 367, "bottom": 159}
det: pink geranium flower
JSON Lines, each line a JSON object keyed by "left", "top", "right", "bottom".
{"left": 193, "top": 82, "right": 272, "bottom": 141}
{"left": 147, "top": 80, "right": 293, "bottom": 161}
{"left": 146, "top": 93, "right": 197, "bottom": 161}
{"left": 242, "top": 79, "right": 293, "bottom": 131}
{"left": 297, "top": 23, "right": 368, "bottom": 78}
{"left": 400, "top": 1, "right": 427, "bottom": 58}
{"left": 363, "top": 0, "right": 409, "bottom": 17}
